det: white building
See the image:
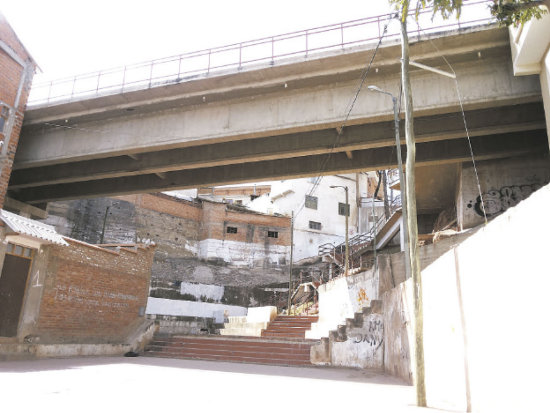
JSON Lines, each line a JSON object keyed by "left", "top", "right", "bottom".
{"left": 509, "top": 11, "right": 550, "bottom": 145}
{"left": 248, "top": 173, "right": 388, "bottom": 261}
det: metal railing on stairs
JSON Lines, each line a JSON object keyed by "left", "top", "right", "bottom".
{"left": 318, "top": 194, "right": 402, "bottom": 274}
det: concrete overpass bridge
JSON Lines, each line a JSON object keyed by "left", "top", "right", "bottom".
{"left": 8, "top": 10, "right": 548, "bottom": 206}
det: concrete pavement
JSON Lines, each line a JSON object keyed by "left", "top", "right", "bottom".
{"left": 0, "top": 356, "right": 459, "bottom": 412}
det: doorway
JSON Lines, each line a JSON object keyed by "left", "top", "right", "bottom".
{"left": 0, "top": 243, "right": 34, "bottom": 337}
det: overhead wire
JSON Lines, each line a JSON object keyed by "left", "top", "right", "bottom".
{"left": 413, "top": 16, "right": 489, "bottom": 225}
{"left": 293, "top": 12, "right": 395, "bottom": 220}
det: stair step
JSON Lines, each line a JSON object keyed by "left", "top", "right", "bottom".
{"left": 144, "top": 351, "right": 311, "bottom": 366}
{"left": 145, "top": 345, "right": 311, "bottom": 357}
{"left": 147, "top": 339, "right": 312, "bottom": 352}
{"left": 143, "top": 334, "right": 317, "bottom": 366}
{"left": 263, "top": 331, "right": 308, "bottom": 336}
{"left": 268, "top": 322, "right": 315, "bottom": 327}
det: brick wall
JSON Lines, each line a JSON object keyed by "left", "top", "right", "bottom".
{"left": 116, "top": 193, "right": 202, "bottom": 221}
{"left": 34, "top": 239, "right": 155, "bottom": 343}
{"left": 0, "top": 14, "right": 35, "bottom": 209}
{"left": 42, "top": 194, "right": 292, "bottom": 308}
{"left": 200, "top": 200, "right": 290, "bottom": 245}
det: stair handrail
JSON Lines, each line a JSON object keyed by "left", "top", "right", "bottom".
{"left": 317, "top": 194, "right": 402, "bottom": 269}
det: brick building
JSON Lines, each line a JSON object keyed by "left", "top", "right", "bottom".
{"left": 0, "top": 15, "right": 157, "bottom": 354}
{"left": 0, "top": 12, "right": 36, "bottom": 209}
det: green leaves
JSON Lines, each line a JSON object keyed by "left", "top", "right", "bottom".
{"left": 388, "top": 0, "right": 463, "bottom": 21}
{"left": 489, "top": 0, "right": 548, "bottom": 26}
{"left": 387, "top": 0, "right": 547, "bottom": 25}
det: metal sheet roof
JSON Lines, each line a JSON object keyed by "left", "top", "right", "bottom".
{"left": 0, "top": 209, "right": 68, "bottom": 246}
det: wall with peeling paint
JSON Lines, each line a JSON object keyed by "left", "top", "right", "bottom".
{"left": 306, "top": 269, "right": 377, "bottom": 339}
{"left": 458, "top": 154, "right": 550, "bottom": 229}
{"left": 383, "top": 182, "right": 550, "bottom": 412}
{"left": 41, "top": 194, "right": 292, "bottom": 315}
{"left": 145, "top": 297, "right": 247, "bottom": 323}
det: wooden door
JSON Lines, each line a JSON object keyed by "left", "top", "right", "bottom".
{"left": 0, "top": 253, "right": 32, "bottom": 337}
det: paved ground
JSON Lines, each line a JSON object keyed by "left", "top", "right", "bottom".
{"left": 0, "top": 357, "right": 458, "bottom": 412}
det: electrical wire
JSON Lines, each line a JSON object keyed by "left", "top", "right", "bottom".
{"left": 413, "top": 17, "right": 488, "bottom": 225}
{"left": 293, "top": 12, "right": 395, "bottom": 220}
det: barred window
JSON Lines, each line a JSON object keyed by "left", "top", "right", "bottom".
{"left": 226, "top": 226, "right": 238, "bottom": 234}
{"left": 309, "top": 221, "right": 322, "bottom": 230}
{"left": 338, "top": 202, "right": 350, "bottom": 216}
{"left": 268, "top": 231, "right": 278, "bottom": 238}
{"left": 305, "top": 195, "right": 318, "bottom": 210}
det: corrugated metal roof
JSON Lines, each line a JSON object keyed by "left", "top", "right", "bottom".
{"left": 0, "top": 209, "right": 68, "bottom": 246}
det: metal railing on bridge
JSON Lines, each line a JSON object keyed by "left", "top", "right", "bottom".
{"left": 28, "top": 1, "right": 493, "bottom": 107}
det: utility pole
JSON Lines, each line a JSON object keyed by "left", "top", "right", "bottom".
{"left": 400, "top": 11, "right": 426, "bottom": 407}
{"left": 330, "top": 185, "right": 349, "bottom": 276}
{"left": 287, "top": 211, "right": 294, "bottom": 315}
{"left": 382, "top": 171, "right": 390, "bottom": 220}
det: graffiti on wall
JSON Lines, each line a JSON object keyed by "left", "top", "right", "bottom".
{"left": 467, "top": 183, "right": 542, "bottom": 217}
{"left": 54, "top": 284, "right": 139, "bottom": 309}
{"left": 351, "top": 319, "right": 383, "bottom": 349}
{"left": 357, "top": 288, "right": 369, "bottom": 307}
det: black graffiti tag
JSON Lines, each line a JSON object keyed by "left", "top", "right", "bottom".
{"left": 467, "top": 183, "right": 542, "bottom": 217}
{"left": 352, "top": 319, "right": 383, "bottom": 348}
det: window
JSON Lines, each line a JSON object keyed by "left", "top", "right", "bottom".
{"left": 6, "top": 243, "right": 33, "bottom": 259}
{"left": 309, "top": 221, "right": 322, "bottom": 230}
{"left": 226, "top": 226, "right": 238, "bottom": 234}
{"left": 305, "top": 195, "right": 318, "bottom": 210}
{"left": 0, "top": 106, "right": 9, "bottom": 134}
{"left": 338, "top": 202, "right": 350, "bottom": 216}
{"left": 267, "top": 231, "right": 278, "bottom": 238}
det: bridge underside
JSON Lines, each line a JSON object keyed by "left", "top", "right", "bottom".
{"left": 8, "top": 102, "right": 548, "bottom": 205}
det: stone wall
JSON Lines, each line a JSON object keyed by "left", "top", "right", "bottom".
{"left": 42, "top": 194, "right": 292, "bottom": 311}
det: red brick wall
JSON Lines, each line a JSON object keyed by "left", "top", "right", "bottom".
{"left": 35, "top": 239, "right": 155, "bottom": 343}
{"left": 200, "top": 201, "right": 290, "bottom": 246}
{"left": 116, "top": 193, "right": 291, "bottom": 246}
{"left": 115, "top": 193, "right": 202, "bottom": 221}
{"left": 0, "top": 14, "right": 35, "bottom": 209}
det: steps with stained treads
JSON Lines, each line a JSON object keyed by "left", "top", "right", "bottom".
{"left": 143, "top": 334, "right": 317, "bottom": 366}
{"left": 261, "top": 315, "right": 318, "bottom": 339}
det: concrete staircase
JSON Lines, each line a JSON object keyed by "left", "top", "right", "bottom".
{"left": 310, "top": 300, "right": 384, "bottom": 369}
{"left": 261, "top": 315, "right": 318, "bottom": 339}
{"left": 143, "top": 316, "right": 319, "bottom": 366}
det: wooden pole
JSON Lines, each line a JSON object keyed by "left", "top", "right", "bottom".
{"left": 287, "top": 211, "right": 294, "bottom": 315}
{"left": 400, "top": 11, "right": 426, "bottom": 407}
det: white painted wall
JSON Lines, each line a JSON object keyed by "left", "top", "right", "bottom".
{"left": 145, "top": 297, "right": 247, "bottom": 323}
{"left": 306, "top": 269, "right": 378, "bottom": 339}
{"left": 509, "top": 13, "right": 550, "bottom": 148}
{"left": 385, "top": 182, "right": 550, "bottom": 412}
{"left": 459, "top": 155, "right": 550, "bottom": 229}
{"left": 249, "top": 174, "right": 364, "bottom": 261}
{"left": 330, "top": 313, "right": 384, "bottom": 370}
{"left": 197, "top": 239, "right": 289, "bottom": 266}
{"left": 180, "top": 282, "right": 224, "bottom": 301}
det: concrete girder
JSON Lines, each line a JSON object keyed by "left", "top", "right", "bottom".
{"left": 23, "top": 27, "right": 512, "bottom": 126}
{"left": 15, "top": 49, "right": 541, "bottom": 169}
{"left": 10, "top": 130, "right": 548, "bottom": 204}
{"left": 8, "top": 103, "right": 546, "bottom": 189}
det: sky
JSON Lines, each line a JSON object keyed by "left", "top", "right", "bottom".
{"left": 1, "top": 0, "right": 393, "bottom": 82}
